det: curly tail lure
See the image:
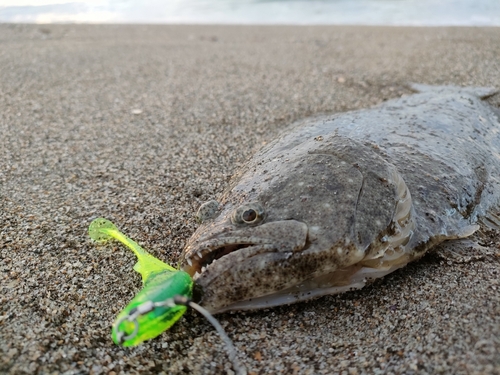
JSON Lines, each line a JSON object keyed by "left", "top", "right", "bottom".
{"left": 88, "top": 218, "right": 246, "bottom": 375}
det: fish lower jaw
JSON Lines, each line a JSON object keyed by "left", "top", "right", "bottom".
{"left": 210, "top": 261, "right": 409, "bottom": 314}
{"left": 204, "top": 237, "right": 416, "bottom": 313}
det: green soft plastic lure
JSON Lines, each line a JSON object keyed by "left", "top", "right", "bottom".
{"left": 88, "top": 218, "right": 246, "bottom": 374}
{"left": 88, "top": 218, "right": 193, "bottom": 346}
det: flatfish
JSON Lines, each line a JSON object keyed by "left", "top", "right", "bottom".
{"left": 180, "top": 84, "right": 500, "bottom": 313}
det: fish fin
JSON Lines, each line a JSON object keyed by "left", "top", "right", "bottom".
{"left": 408, "top": 83, "right": 498, "bottom": 99}
{"left": 434, "top": 238, "right": 498, "bottom": 263}
{"left": 479, "top": 211, "right": 500, "bottom": 231}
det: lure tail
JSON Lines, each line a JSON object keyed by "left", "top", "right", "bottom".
{"left": 88, "top": 218, "right": 176, "bottom": 282}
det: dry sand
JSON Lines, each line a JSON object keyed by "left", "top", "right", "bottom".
{"left": 1, "top": 24, "right": 499, "bottom": 375}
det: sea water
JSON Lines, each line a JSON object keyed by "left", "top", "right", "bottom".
{"left": 1, "top": 0, "right": 499, "bottom": 26}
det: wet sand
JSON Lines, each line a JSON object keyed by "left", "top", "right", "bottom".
{"left": 1, "top": 24, "right": 499, "bottom": 374}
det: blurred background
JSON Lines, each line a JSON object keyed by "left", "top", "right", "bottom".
{"left": 0, "top": 0, "right": 499, "bottom": 26}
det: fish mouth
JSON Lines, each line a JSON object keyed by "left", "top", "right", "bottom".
{"left": 182, "top": 241, "right": 265, "bottom": 279}
{"left": 181, "top": 220, "right": 309, "bottom": 280}
{"left": 196, "top": 244, "right": 246, "bottom": 269}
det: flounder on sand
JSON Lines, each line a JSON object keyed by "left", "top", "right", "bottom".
{"left": 181, "top": 84, "right": 500, "bottom": 314}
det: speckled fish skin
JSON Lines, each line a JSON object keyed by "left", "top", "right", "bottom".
{"left": 180, "top": 85, "right": 500, "bottom": 314}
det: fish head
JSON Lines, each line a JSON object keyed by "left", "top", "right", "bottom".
{"left": 180, "top": 135, "right": 415, "bottom": 313}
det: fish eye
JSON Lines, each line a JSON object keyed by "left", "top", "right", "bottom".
{"left": 196, "top": 200, "right": 220, "bottom": 223}
{"left": 232, "top": 203, "right": 265, "bottom": 226}
{"left": 242, "top": 208, "right": 257, "bottom": 223}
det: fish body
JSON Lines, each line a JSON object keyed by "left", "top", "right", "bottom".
{"left": 181, "top": 85, "right": 500, "bottom": 313}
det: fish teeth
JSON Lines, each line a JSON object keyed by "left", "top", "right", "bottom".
{"left": 186, "top": 258, "right": 193, "bottom": 267}
{"left": 197, "top": 251, "right": 203, "bottom": 259}
{"left": 201, "top": 266, "right": 207, "bottom": 273}
{"left": 193, "top": 271, "right": 201, "bottom": 280}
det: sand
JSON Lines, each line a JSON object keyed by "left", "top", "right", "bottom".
{"left": 1, "top": 24, "right": 499, "bottom": 375}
